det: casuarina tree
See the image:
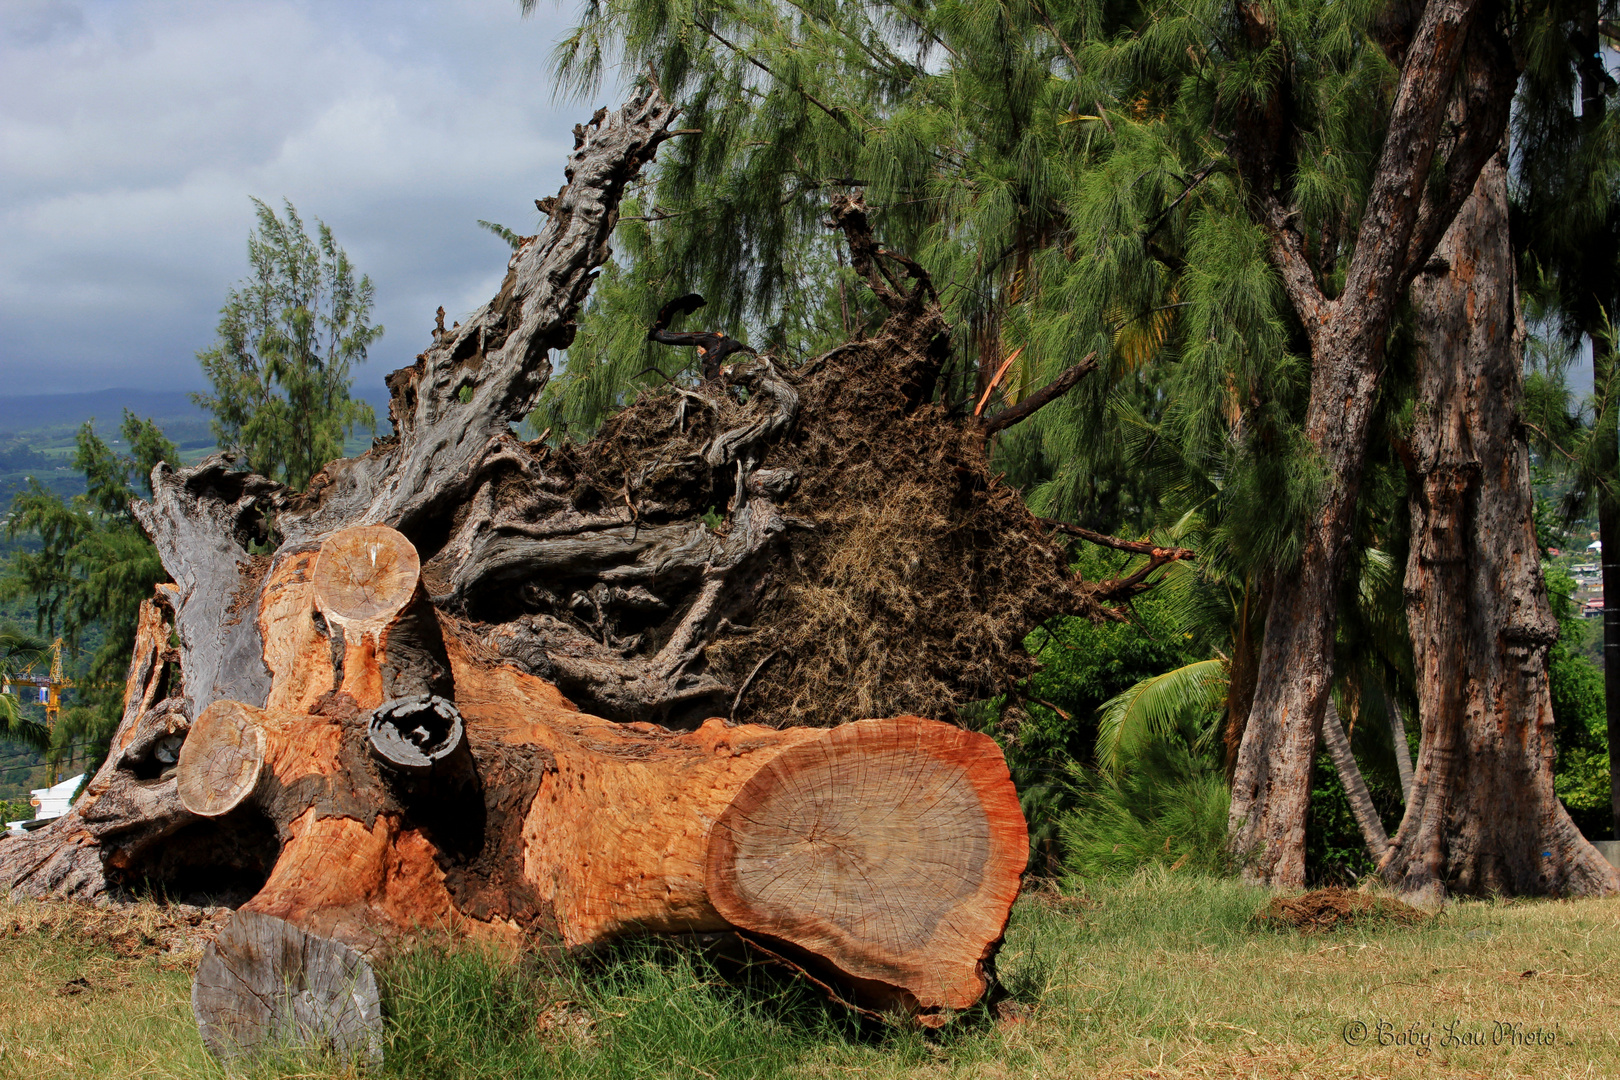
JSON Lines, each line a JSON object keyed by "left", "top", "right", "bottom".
{"left": 195, "top": 198, "right": 381, "bottom": 491}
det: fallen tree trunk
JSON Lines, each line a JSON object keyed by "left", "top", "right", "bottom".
{"left": 180, "top": 525, "right": 1026, "bottom": 1056}
{"left": 0, "top": 84, "right": 1112, "bottom": 1058}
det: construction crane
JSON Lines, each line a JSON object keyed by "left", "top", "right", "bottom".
{"left": 3, "top": 638, "right": 73, "bottom": 783}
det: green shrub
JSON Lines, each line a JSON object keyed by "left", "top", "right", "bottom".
{"left": 1302, "top": 751, "right": 1404, "bottom": 886}
{"left": 1058, "top": 737, "right": 1230, "bottom": 879}
{"left": 1545, "top": 567, "right": 1609, "bottom": 838}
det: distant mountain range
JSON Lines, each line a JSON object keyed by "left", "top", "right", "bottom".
{"left": 0, "top": 388, "right": 395, "bottom": 438}
{"left": 0, "top": 390, "right": 205, "bottom": 436}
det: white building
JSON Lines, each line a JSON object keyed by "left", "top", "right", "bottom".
{"left": 6, "top": 773, "right": 84, "bottom": 835}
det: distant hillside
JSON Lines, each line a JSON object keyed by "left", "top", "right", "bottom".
{"left": 0, "top": 388, "right": 394, "bottom": 508}
{"left": 0, "top": 387, "right": 395, "bottom": 442}
{"left": 0, "top": 389, "right": 209, "bottom": 438}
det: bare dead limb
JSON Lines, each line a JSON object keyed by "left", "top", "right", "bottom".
{"left": 979, "top": 352, "right": 1099, "bottom": 437}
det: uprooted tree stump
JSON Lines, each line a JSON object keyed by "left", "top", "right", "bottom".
{"left": 0, "top": 84, "right": 1137, "bottom": 1060}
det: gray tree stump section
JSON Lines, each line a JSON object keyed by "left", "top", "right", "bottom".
{"left": 193, "top": 910, "right": 383, "bottom": 1066}
{"left": 369, "top": 693, "right": 465, "bottom": 773}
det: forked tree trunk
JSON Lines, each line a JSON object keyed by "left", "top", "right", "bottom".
{"left": 1226, "top": 0, "right": 1516, "bottom": 886}
{"left": 1380, "top": 149, "right": 1619, "bottom": 903}
{"left": 0, "top": 86, "right": 1119, "bottom": 1061}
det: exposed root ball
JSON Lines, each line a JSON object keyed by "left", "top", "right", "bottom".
{"left": 565, "top": 330, "right": 1096, "bottom": 727}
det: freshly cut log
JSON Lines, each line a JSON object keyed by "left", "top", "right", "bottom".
{"left": 706, "top": 718, "right": 1027, "bottom": 1010}
{"left": 310, "top": 524, "right": 421, "bottom": 637}
{"left": 175, "top": 524, "right": 1026, "bottom": 1055}
{"left": 193, "top": 909, "right": 382, "bottom": 1066}
{"left": 175, "top": 700, "right": 265, "bottom": 818}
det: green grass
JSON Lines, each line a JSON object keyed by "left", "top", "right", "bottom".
{"left": 6, "top": 877, "right": 1620, "bottom": 1078}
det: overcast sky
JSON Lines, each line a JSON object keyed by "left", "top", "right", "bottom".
{"left": 1, "top": 0, "right": 607, "bottom": 397}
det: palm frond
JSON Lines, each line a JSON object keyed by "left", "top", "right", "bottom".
{"left": 0, "top": 691, "right": 49, "bottom": 752}
{"left": 1095, "top": 658, "right": 1228, "bottom": 775}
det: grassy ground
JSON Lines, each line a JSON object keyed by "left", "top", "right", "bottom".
{"left": 3, "top": 872, "right": 1620, "bottom": 1079}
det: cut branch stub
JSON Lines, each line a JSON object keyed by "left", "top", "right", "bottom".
{"left": 192, "top": 909, "right": 382, "bottom": 1066}
{"left": 175, "top": 699, "right": 266, "bottom": 818}
{"left": 704, "top": 716, "right": 1027, "bottom": 1019}
{"left": 311, "top": 525, "right": 421, "bottom": 639}
{"left": 368, "top": 694, "right": 465, "bottom": 774}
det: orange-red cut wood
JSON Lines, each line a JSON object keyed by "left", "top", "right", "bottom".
{"left": 260, "top": 551, "right": 338, "bottom": 715}
{"left": 703, "top": 716, "right": 1027, "bottom": 1016}
{"left": 175, "top": 700, "right": 266, "bottom": 818}
{"left": 311, "top": 525, "right": 421, "bottom": 637}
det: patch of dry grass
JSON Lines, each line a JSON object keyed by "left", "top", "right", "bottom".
{"left": 0, "top": 897, "right": 228, "bottom": 1079}
{"left": 4, "top": 877, "right": 1620, "bottom": 1079}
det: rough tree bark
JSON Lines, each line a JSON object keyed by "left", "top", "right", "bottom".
{"left": 1380, "top": 148, "right": 1620, "bottom": 903}
{"left": 1225, "top": 0, "right": 1518, "bottom": 886}
{"left": 0, "top": 86, "right": 1121, "bottom": 1059}
{"left": 1383, "top": 687, "right": 1415, "bottom": 803}
{"left": 1319, "top": 703, "right": 1390, "bottom": 864}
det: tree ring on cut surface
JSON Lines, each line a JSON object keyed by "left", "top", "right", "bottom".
{"left": 368, "top": 694, "right": 464, "bottom": 774}
{"left": 192, "top": 909, "right": 383, "bottom": 1065}
{"left": 311, "top": 525, "right": 421, "bottom": 633}
{"left": 176, "top": 699, "right": 265, "bottom": 817}
{"left": 704, "top": 716, "right": 1027, "bottom": 1014}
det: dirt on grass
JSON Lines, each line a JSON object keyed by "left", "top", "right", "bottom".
{"left": 0, "top": 895, "right": 231, "bottom": 969}
{"left": 1256, "top": 886, "right": 1429, "bottom": 933}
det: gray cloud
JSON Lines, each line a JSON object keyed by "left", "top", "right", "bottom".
{"left": 0, "top": 0, "right": 614, "bottom": 397}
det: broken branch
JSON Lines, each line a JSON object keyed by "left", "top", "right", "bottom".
{"left": 979, "top": 352, "right": 1098, "bottom": 436}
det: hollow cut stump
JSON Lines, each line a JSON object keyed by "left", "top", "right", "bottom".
{"left": 183, "top": 524, "right": 1027, "bottom": 1058}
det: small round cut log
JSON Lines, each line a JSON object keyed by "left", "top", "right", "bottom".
{"left": 368, "top": 694, "right": 465, "bottom": 774}
{"left": 176, "top": 699, "right": 266, "bottom": 818}
{"left": 704, "top": 716, "right": 1027, "bottom": 1017}
{"left": 311, "top": 525, "right": 422, "bottom": 635}
{"left": 193, "top": 909, "right": 382, "bottom": 1065}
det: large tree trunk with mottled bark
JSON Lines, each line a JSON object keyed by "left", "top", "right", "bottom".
{"left": 1595, "top": 338, "right": 1620, "bottom": 838}
{"left": 0, "top": 86, "right": 1122, "bottom": 1060}
{"left": 1380, "top": 149, "right": 1619, "bottom": 903}
{"left": 1225, "top": 0, "right": 1517, "bottom": 886}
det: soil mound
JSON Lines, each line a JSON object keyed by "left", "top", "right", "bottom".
{"left": 1257, "top": 887, "right": 1427, "bottom": 933}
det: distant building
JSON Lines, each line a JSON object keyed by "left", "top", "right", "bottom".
{"left": 5, "top": 773, "right": 84, "bottom": 835}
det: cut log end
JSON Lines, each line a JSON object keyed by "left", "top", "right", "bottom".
{"left": 704, "top": 716, "right": 1027, "bottom": 1018}
{"left": 176, "top": 699, "right": 266, "bottom": 818}
{"left": 193, "top": 909, "right": 383, "bottom": 1065}
{"left": 368, "top": 694, "right": 465, "bottom": 774}
{"left": 312, "top": 525, "right": 422, "bottom": 633}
